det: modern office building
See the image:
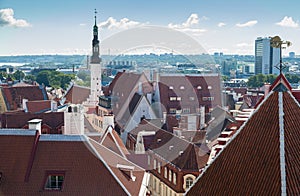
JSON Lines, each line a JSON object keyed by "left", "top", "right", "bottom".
{"left": 255, "top": 37, "right": 280, "bottom": 75}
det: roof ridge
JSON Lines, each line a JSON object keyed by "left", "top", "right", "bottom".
{"left": 89, "top": 137, "right": 145, "bottom": 171}
{"left": 187, "top": 90, "right": 277, "bottom": 193}
{"left": 83, "top": 136, "right": 131, "bottom": 195}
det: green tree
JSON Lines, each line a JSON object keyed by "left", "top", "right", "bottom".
{"left": 0, "top": 71, "right": 8, "bottom": 80}
{"left": 285, "top": 74, "right": 300, "bottom": 83}
{"left": 12, "top": 70, "right": 25, "bottom": 81}
{"left": 24, "top": 74, "right": 36, "bottom": 81}
{"left": 36, "top": 70, "right": 50, "bottom": 86}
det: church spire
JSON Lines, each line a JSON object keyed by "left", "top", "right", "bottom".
{"left": 91, "top": 9, "right": 101, "bottom": 64}
{"left": 94, "top": 9, "right": 97, "bottom": 26}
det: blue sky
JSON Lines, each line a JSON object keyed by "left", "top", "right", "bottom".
{"left": 1, "top": 0, "right": 300, "bottom": 56}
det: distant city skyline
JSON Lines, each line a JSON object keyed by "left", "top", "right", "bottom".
{"left": 1, "top": 0, "right": 300, "bottom": 56}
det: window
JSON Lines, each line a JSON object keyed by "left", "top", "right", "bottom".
{"left": 164, "top": 167, "right": 168, "bottom": 178}
{"left": 169, "top": 86, "right": 174, "bottom": 90}
{"left": 169, "top": 108, "right": 176, "bottom": 114}
{"left": 173, "top": 173, "right": 177, "bottom": 185}
{"left": 153, "top": 178, "right": 156, "bottom": 191}
{"left": 185, "top": 177, "right": 193, "bottom": 189}
{"left": 170, "top": 97, "right": 177, "bottom": 101}
{"left": 44, "top": 173, "right": 65, "bottom": 191}
{"left": 147, "top": 155, "right": 150, "bottom": 165}
{"left": 208, "top": 86, "right": 212, "bottom": 89}
{"left": 180, "top": 86, "right": 185, "bottom": 90}
{"left": 177, "top": 97, "right": 181, "bottom": 101}
{"left": 158, "top": 162, "right": 161, "bottom": 173}
{"left": 154, "top": 159, "right": 157, "bottom": 169}
{"left": 197, "top": 86, "right": 202, "bottom": 90}
{"left": 169, "top": 170, "right": 172, "bottom": 181}
{"left": 203, "top": 97, "right": 214, "bottom": 101}
{"left": 182, "top": 108, "right": 190, "bottom": 114}
{"left": 189, "top": 97, "right": 195, "bottom": 101}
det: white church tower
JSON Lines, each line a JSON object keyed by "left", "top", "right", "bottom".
{"left": 63, "top": 104, "right": 84, "bottom": 135}
{"left": 86, "top": 9, "right": 102, "bottom": 106}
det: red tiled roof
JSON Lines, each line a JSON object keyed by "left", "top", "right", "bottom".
{"left": 104, "top": 72, "right": 153, "bottom": 125}
{"left": 159, "top": 74, "right": 222, "bottom": 114}
{"left": 0, "top": 132, "right": 130, "bottom": 195}
{"left": 64, "top": 84, "right": 90, "bottom": 104}
{"left": 1, "top": 112, "right": 64, "bottom": 134}
{"left": 89, "top": 138, "right": 146, "bottom": 196}
{"left": 1, "top": 85, "right": 47, "bottom": 111}
{"left": 149, "top": 129, "right": 209, "bottom": 171}
{"left": 187, "top": 81, "right": 300, "bottom": 195}
{"left": 100, "top": 126, "right": 130, "bottom": 158}
{"left": 26, "top": 100, "right": 52, "bottom": 113}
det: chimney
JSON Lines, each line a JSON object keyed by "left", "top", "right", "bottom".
{"left": 51, "top": 100, "right": 58, "bottom": 112}
{"left": 28, "top": 119, "right": 42, "bottom": 134}
{"left": 138, "top": 82, "right": 143, "bottom": 95}
{"left": 163, "top": 112, "right": 167, "bottom": 124}
{"left": 103, "top": 114, "right": 114, "bottom": 131}
{"left": 200, "top": 106, "right": 205, "bottom": 129}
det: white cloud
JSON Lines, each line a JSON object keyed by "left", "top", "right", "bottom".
{"left": 236, "top": 20, "right": 257, "bottom": 27}
{"left": 276, "top": 16, "right": 299, "bottom": 28}
{"left": 0, "top": 8, "right": 31, "bottom": 27}
{"left": 79, "top": 23, "right": 86, "bottom": 26}
{"left": 168, "top": 14, "right": 206, "bottom": 34}
{"left": 218, "top": 22, "right": 226, "bottom": 27}
{"left": 99, "top": 17, "right": 141, "bottom": 29}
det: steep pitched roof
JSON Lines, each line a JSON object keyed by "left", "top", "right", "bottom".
{"left": 26, "top": 100, "right": 52, "bottom": 113}
{"left": 89, "top": 138, "right": 147, "bottom": 196}
{"left": 0, "top": 131, "right": 130, "bottom": 195}
{"left": 104, "top": 71, "right": 153, "bottom": 124}
{"left": 1, "top": 112, "right": 64, "bottom": 133}
{"left": 158, "top": 74, "right": 222, "bottom": 113}
{"left": 186, "top": 78, "right": 300, "bottom": 195}
{"left": 206, "top": 106, "right": 236, "bottom": 141}
{"left": 1, "top": 85, "right": 47, "bottom": 111}
{"left": 64, "top": 84, "right": 90, "bottom": 104}
{"left": 149, "top": 129, "right": 209, "bottom": 171}
{"left": 100, "top": 125, "right": 130, "bottom": 158}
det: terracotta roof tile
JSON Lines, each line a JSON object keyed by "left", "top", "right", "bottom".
{"left": 1, "top": 85, "right": 47, "bottom": 111}
{"left": 26, "top": 100, "right": 52, "bottom": 113}
{"left": 187, "top": 77, "right": 300, "bottom": 195}
{"left": 0, "top": 132, "right": 129, "bottom": 195}
{"left": 64, "top": 84, "right": 90, "bottom": 104}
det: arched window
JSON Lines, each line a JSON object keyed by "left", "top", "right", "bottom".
{"left": 186, "top": 177, "right": 194, "bottom": 189}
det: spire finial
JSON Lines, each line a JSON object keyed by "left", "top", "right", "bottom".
{"left": 94, "top": 9, "right": 97, "bottom": 26}
{"left": 270, "top": 36, "right": 292, "bottom": 74}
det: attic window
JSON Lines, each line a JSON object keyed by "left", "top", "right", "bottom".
{"left": 169, "top": 86, "right": 174, "bottom": 90}
{"left": 180, "top": 86, "right": 185, "bottom": 90}
{"left": 117, "top": 164, "right": 136, "bottom": 181}
{"left": 44, "top": 172, "right": 65, "bottom": 191}
{"left": 197, "top": 86, "right": 202, "bottom": 90}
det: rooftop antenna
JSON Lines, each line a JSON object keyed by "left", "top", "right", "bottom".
{"left": 270, "top": 36, "right": 292, "bottom": 74}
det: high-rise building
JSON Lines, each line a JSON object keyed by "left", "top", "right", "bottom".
{"left": 289, "top": 52, "right": 295, "bottom": 58}
{"left": 255, "top": 37, "right": 280, "bottom": 75}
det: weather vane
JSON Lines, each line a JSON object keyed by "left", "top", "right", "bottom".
{"left": 270, "top": 36, "right": 292, "bottom": 74}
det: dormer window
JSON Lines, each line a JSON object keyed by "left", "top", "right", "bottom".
{"left": 117, "top": 164, "right": 136, "bottom": 181}
{"left": 44, "top": 172, "right": 65, "bottom": 191}
{"left": 197, "top": 86, "right": 202, "bottom": 90}
{"left": 169, "top": 86, "right": 174, "bottom": 90}
{"left": 180, "top": 86, "right": 185, "bottom": 90}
